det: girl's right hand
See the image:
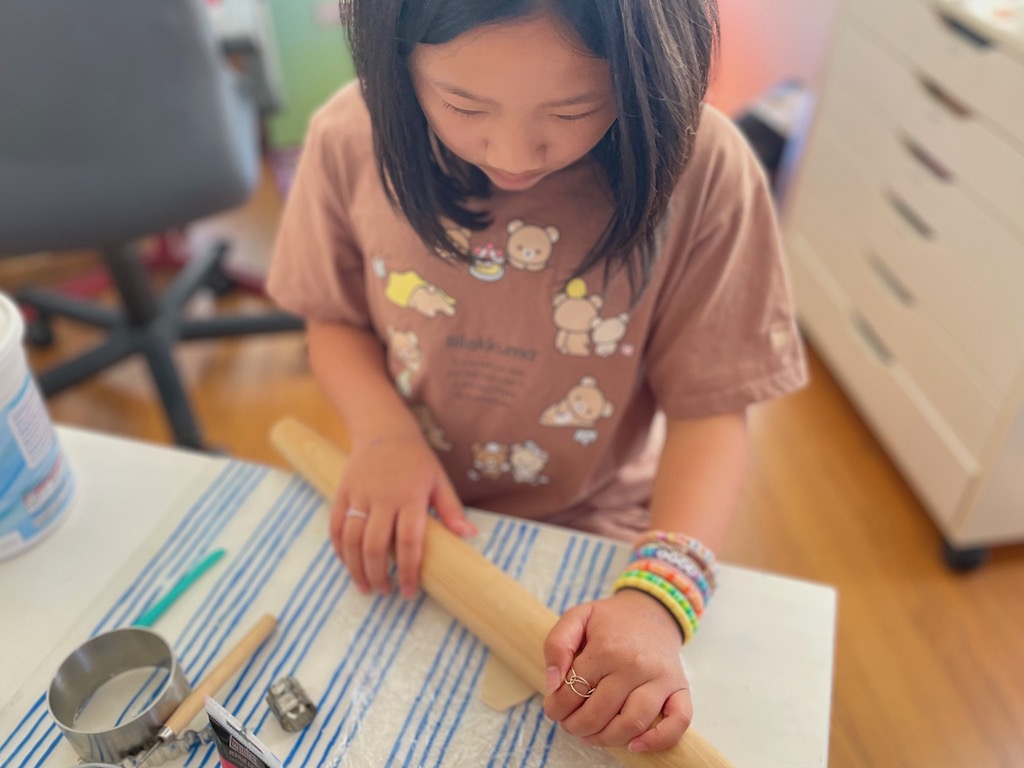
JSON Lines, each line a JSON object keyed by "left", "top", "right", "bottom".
{"left": 329, "top": 434, "right": 476, "bottom": 598}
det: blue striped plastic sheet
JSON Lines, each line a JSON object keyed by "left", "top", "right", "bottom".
{"left": 0, "top": 459, "right": 632, "bottom": 768}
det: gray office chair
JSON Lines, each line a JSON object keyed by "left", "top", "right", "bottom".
{"left": 0, "top": 0, "right": 303, "bottom": 450}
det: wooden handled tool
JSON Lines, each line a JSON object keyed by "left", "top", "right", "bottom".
{"left": 135, "top": 614, "right": 277, "bottom": 766}
{"left": 270, "top": 418, "right": 734, "bottom": 768}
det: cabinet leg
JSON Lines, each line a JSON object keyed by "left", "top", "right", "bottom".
{"left": 942, "top": 540, "right": 988, "bottom": 572}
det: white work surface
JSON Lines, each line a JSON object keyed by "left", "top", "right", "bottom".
{"left": 0, "top": 427, "right": 836, "bottom": 767}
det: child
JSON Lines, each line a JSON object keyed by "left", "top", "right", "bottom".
{"left": 268, "top": 0, "right": 807, "bottom": 754}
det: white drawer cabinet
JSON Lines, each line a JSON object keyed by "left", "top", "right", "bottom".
{"left": 783, "top": 0, "right": 1024, "bottom": 565}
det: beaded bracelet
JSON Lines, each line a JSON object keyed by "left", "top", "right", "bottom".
{"left": 613, "top": 574, "right": 696, "bottom": 644}
{"left": 613, "top": 570, "right": 697, "bottom": 643}
{"left": 633, "top": 531, "right": 719, "bottom": 589}
{"left": 628, "top": 557, "right": 705, "bottom": 618}
{"left": 621, "top": 569, "right": 700, "bottom": 630}
{"left": 633, "top": 544, "right": 713, "bottom": 604}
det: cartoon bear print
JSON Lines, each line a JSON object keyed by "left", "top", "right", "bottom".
{"left": 388, "top": 328, "right": 422, "bottom": 398}
{"left": 468, "top": 442, "right": 511, "bottom": 481}
{"left": 506, "top": 219, "right": 560, "bottom": 272}
{"left": 552, "top": 278, "right": 603, "bottom": 357}
{"left": 540, "top": 376, "right": 615, "bottom": 429}
{"left": 509, "top": 440, "right": 550, "bottom": 485}
{"left": 413, "top": 404, "right": 452, "bottom": 451}
{"left": 591, "top": 312, "right": 631, "bottom": 357}
{"left": 384, "top": 269, "right": 457, "bottom": 318}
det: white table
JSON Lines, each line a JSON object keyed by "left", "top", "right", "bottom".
{"left": 0, "top": 427, "right": 836, "bottom": 767}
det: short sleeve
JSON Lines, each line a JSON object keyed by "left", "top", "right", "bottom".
{"left": 645, "top": 110, "right": 808, "bottom": 418}
{"left": 265, "top": 97, "right": 371, "bottom": 328}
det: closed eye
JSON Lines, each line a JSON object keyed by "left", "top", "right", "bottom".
{"left": 554, "top": 108, "right": 602, "bottom": 122}
{"left": 442, "top": 101, "right": 484, "bottom": 117}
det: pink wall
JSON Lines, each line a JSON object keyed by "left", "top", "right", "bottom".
{"left": 706, "top": 0, "right": 842, "bottom": 116}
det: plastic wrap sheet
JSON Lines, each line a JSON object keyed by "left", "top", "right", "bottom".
{"left": 1, "top": 462, "right": 631, "bottom": 768}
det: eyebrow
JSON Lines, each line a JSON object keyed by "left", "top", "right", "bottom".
{"left": 433, "top": 81, "right": 605, "bottom": 109}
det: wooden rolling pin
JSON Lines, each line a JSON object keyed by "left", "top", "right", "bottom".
{"left": 270, "top": 418, "right": 733, "bottom": 768}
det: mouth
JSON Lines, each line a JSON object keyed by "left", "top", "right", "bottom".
{"left": 484, "top": 167, "right": 545, "bottom": 190}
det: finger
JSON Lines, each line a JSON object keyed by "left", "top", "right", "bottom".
{"left": 432, "top": 476, "right": 476, "bottom": 537}
{"left": 363, "top": 503, "right": 396, "bottom": 594}
{"left": 556, "top": 668, "right": 626, "bottom": 740}
{"left": 543, "top": 604, "right": 591, "bottom": 693}
{"left": 628, "top": 688, "right": 693, "bottom": 754}
{"left": 329, "top": 491, "right": 348, "bottom": 561}
{"left": 544, "top": 663, "right": 606, "bottom": 729}
{"left": 394, "top": 501, "right": 427, "bottom": 598}
{"left": 543, "top": 648, "right": 613, "bottom": 727}
{"left": 586, "top": 684, "right": 664, "bottom": 748}
{"left": 340, "top": 499, "right": 371, "bottom": 595}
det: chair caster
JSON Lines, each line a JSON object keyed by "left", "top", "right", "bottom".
{"left": 24, "top": 314, "right": 55, "bottom": 347}
{"left": 942, "top": 540, "right": 988, "bottom": 572}
{"left": 204, "top": 266, "right": 236, "bottom": 297}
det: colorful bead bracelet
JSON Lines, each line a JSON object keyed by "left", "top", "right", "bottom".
{"left": 633, "top": 543, "right": 713, "bottom": 603}
{"left": 627, "top": 557, "right": 705, "bottom": 617}
{"left": 632, "top": 530, "right": 719, "bottom": 589}
{"left": 612, "top": 570, "right": 697, "bottom": 642}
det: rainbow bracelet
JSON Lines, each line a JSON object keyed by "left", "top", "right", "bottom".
{"left": 620, "top": 569, "right": 700, "bottom": 630}
{"left": 628, "top": 557, "right": 705, "bottom": 618}
{"left": 634, "top": 544, "right": 713, "bottom": 603}
{"left": 633, "top": 530, "right": 719, "bottom": 589}
{"left": 613, "top": 569, "right": 698, "bottom": 642}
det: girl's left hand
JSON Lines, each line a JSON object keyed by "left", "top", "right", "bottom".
{"left": 542, "top": 590, "right": 692, "bottom": 753}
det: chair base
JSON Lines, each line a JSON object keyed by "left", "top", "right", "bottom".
{"left": 18, "top": 242, "right": 303, "bottom": 450}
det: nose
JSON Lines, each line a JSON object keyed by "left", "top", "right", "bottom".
{"left": 484, "top": 119, "right": 545, "bottom": 175}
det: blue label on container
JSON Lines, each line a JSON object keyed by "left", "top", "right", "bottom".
{"left": 0, "top": 374, "right": 74, "bottom": 559}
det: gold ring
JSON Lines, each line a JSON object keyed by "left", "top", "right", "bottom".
{"left": 564, "top": 666, "right": 596, "bottom": 698}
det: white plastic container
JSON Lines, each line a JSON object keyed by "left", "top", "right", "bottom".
{"left": 0, "top": 292, "right": 74, "bottom": 561}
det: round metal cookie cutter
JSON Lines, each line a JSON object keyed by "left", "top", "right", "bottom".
{"left": 47, "top": 627, "right": 191, "bottom": 764}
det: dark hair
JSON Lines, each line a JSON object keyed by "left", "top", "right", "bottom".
{"left": 347, "top": 0, "right": 719, "bottom": 298}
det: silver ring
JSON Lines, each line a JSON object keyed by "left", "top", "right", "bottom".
{"left": 345, "top": 508, "right": 368, "bottom": 521}
{"left": 564, "top": 666, "right": 596, "bottom": 698}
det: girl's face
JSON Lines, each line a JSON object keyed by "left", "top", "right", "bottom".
{"left": 410, "top": 14, "right": 617, "bottom": 192}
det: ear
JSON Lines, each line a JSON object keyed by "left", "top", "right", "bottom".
{"left": 545, "top": 226, "right": 560, "bottom": 244}
{"left": 507, "top": 219, "right": 525, "bottom": 234}
{"left": 580, "top": 376, "right": 596, "bottom": 386}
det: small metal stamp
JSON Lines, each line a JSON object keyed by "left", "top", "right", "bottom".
{"left": 265, "top": 676, "right": 317, "bottom": 733}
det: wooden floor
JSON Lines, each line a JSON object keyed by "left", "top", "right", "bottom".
{"left": 2, "top": 167, "right": 1022, "bottom": 768}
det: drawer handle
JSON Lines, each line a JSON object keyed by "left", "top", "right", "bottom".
{"left": 852, "top": 314, "right": 893, "bottom": 365}
{"left": 902, "top": 135, "right": 954, "bottom": 183}
{"left": 917, "top": 74, "right": 972, "bottom": 119}
{"left": 885, "top": 191, "right": 935, "bottom": 240}
{"left": 867, "top": 251, "right": 915, "bottom": 306}
{"left": 937, "top": 12, "right": 994, "bottom": 48}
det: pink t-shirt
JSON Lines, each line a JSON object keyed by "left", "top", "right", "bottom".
{"left": 267, "top": 83, "right": 808, "bottom": 540}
